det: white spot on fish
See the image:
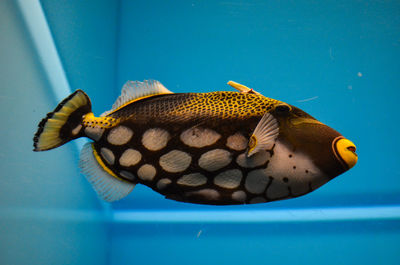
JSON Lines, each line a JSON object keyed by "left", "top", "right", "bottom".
{"left": 85, "top": 127, "right": 104, "bottom": 141}
{"left": 72, "top": 124, "right": 82, "bottom": 135}
{"left": 177, "top": 173, "right": 207, "bottom": 187}
{"left": 100, "top": 147, "right": 115, "bottom": 165}
{"left": 159, "top": 150, "right": 192, "bottom": 173}
{"left": 157, "top": 178, "right": 172, "bottom": 190}
{"left": 231, "top": 190, "right": 247, "bottom": 203}
{"left": 245, "top": 169, "right": 269, "bottom": 194}
{"left": 249, "top": 197, "right": 267, "bottom": 204}
{"left": 142, "top": 128, "right": 170, "bottom": 151}
{"left": 137, "top": 164, "right": 156, "bottom": 181}
{"left": 198, "top": 149, "right": 232, "bottom": 171}
{"left": 186, "top": 189, "right": 220, "bottom": 200}
{"left": 107, "top": 126, "right": 133, "bottom": 145}
{"left": 226, "top": 133, "right": 247, "bottom": 151}
{"left": 120, "top": 170, "right": 135, "bottom": 180}
{"left": 180, "top": 127, "right": 221, "bottom": 148}
{"left": 266, "top": 179, "right": 289, "bottom": 199}
{"left": 213, "top": 169, "right": 242, "bottom": 189}
{"left": 236, "top": 150, "right": 270, "bottom": 168}
{"left": 119, "top": 149, "right": 142, "bottom": 167}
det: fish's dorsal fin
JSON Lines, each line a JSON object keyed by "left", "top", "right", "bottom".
{"left": 247, "top": 112, "right": 279, "bottom": 157}
{"left": 101, "top": 80, "right": 172, "bottom": 116}
{"left": 79, "top": 143, "right": 135, "bottom": 202}
{"left": 227, "top": 81, "right": 262, "bottom": 96}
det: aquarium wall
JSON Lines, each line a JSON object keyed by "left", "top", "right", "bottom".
{"left": 0, "top": 1, "right": 111, "bottom": 265}
{"left": 1, "top": 0, "right": 399, "bottom": 264}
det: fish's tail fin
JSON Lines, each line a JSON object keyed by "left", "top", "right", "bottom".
{"left": 33, "top": 90, "right": 92, "bottom": 151}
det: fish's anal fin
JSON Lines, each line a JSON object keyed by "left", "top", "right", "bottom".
{"left": 101, "top": 80, "right": 173, "bottom": 117}
{"left": 227, "top": 81, "right": 262, "bottom": 96}
{"left": 247, "top": 112, "right": 279, "bottom": 157}
{"left": 79, "top": 143, "right": 135, "bottom": 202}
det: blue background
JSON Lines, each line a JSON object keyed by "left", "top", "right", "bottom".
{"left": 0, "top": 0, "right": 399, "bottom": 264}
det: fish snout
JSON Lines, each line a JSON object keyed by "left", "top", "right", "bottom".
{"left": 332, "top": 137, "right": 358, "bottom": 170}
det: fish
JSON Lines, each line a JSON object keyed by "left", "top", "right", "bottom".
{"left": 33, "top": 80, "right": 358, "bottom": 205}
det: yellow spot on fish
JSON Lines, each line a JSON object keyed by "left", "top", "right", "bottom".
{"left": 119, "top": 149, "right": 142, "bottom": 167}
{"left": 107, "top": 126, "right": 133, "bottom": 145}
{"left": 186, "top": 189, "right": 220, "bottom": 200}
{"left": 100, "top": 147, "right": 115, "bottom": 165}
{"left": 119, "top": 170, "right": 135, "bottom": 180}
{"left": 137, "top": 164, "right": 156, "bottom": 181}
{"left": 213, "top": 169, "right": 242, "bottom": 189}
{"left": 180, "top": 127, "right": 220, "bottom": 148}
{"left": 231, "top": 190, "right": 246, "bottom": 202}
{"left": 266, "top": 178, "right": 289, "bottom": 199}
{"left": 250, "top": 197, "right": 267, "bottom": 204}
{"left": 142, "top": 128, "right": 171, "bottom": 151}
{"left": 226, "top": 133, "right": 247, "bottom": 151}
{"left": 157, "top": 178, "right": 172, "bottom": 190}
{"left": 177, "top": 173, "right": 207, "bottom": 187}
{"left": 245, "top": 169, "right": 269, "bottom": 194}
{"left": 159, "top": 150, "right": 192, "bottom": 173}
{"left": 72, "top": 124, "right": 82, "bottom": 135}
{"left": 198, "top": 149, "right": 232, "bottom": 171}
{"left": 236, "top": 150, "right": 270, "bottom": 168}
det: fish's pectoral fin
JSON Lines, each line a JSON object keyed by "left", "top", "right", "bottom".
{"left": 227, "top": 81, "right": 262, "bottom": 96}
{"left": 247, "top": 112, "right": 279, "bottom": 157}
{"left": 79, "top": 143, "right": 135, "bottom": 202}
{"left": 101, "top": 80, "right": 173, "bottom": 116}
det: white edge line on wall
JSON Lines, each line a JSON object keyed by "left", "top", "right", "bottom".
{"left": 112, "top": 206, "right": 400, "bottom": 224}
{"left": 15, "top": 0, "right": 110, "bottom": 212}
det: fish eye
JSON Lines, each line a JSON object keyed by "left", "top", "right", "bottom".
{"left": 275, "top": 104, "right": 291, "bottom": 114}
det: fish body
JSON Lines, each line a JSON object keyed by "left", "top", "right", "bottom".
{"left": 33, "top": 80, "right": 357, "bottom": 205}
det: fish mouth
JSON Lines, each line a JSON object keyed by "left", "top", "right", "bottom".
{"left": 332, "top": 136, "right": 358, "bottom": 170}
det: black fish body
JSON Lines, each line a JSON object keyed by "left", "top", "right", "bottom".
{"left": 33, "top": 80, "right": 358, "bottom": 205}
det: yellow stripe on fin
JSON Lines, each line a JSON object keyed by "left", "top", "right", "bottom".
{"left": 247, "top": 112, "right": 279, "bottom": 157}
{"left": 79, "top": 143, "right": 135, "bottom": 202}
{"left": 82, "top": 112, "right": 118, "bottom": 129}
{"left": 101, "top": 80, "right": 173, "bottom": 116}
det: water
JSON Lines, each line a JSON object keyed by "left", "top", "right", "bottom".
{"left": 0, "top": 0, "right": 399, "bottom": 264}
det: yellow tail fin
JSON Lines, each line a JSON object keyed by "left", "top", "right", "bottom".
{"left": 33, "top": 90, "right": 91, "bottom": 151}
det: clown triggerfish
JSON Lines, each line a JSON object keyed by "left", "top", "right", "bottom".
{"left": 33, "top": 80, "right": 357, "bottom": 205}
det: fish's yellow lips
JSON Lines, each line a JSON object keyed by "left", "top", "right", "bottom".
{"left": 333, "top": 137, "right": 358, "bottom": 169}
